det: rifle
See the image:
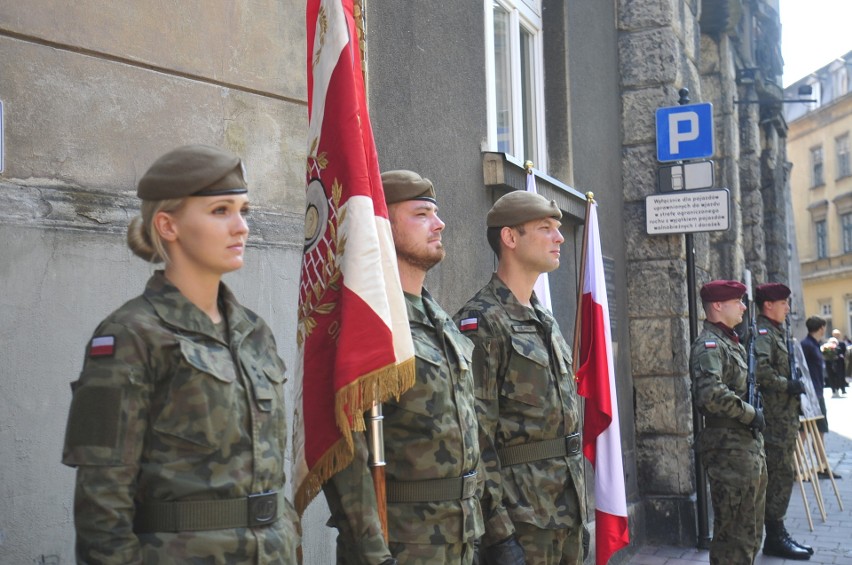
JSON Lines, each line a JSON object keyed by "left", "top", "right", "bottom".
{"left": 787, "top": 315, "right": 803, "bottom": 383}
{"left": 744, "top": 280, "right": 762, "bottom": 438}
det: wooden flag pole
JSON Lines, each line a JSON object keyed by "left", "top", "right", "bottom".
{"left": 571, "top": 192, "right": 595, "bottom": 373}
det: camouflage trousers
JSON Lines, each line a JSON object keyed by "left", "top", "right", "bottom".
{"left": 387, "top": 541, "right": 475, "bottom": 564}
{"left": 764, "top": 442, "right": 796, "bottom": 522}
{"left": 702, "top": 448, "right": 768, "bottom": 565}
{"left": 514, "top": 521, "right": 583, "bottom": 565}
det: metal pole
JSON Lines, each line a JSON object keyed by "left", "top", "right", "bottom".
{"left": 677, "top": 86, "right": 710, "bottom": 549}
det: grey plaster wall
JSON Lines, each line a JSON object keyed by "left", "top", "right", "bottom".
{"left": 0, "top": 2, "right": 336, "bottom": 562}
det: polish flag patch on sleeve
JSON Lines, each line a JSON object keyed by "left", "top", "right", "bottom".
{"left": 758, "top": 328, "right": 768, "bottom": 335}
{"left": 89, "top": 335, "right": 116, "bottom": 358}
{"left": 459, "top": 317, "right": 478, "bottom": 332}
{"left": 704, "top": 341, "right": 717, "bottom": 349}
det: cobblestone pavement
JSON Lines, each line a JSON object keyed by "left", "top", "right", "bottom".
{"left": 625, "top": 392, "right": 852, "bottom": 565}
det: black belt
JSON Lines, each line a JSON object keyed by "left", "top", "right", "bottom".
{"left": 386, "top": 471, "right": 478, "bottom": 503}
{"left": 703, "top": 416, "right": 748, "bottom": 430}
{"left": 134, "top": 490, "right": 285, "bottom": 533}
{"left": 497, "top": 432, "right": 581, "bottom": 467}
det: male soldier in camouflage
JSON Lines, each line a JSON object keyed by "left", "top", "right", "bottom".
{"left": 691, "top": 280, "right": 768, "bottom": 565}
{"left": 754, "top": 283, "right": 812, "bottom": 560}
{"left": 322, "top": 170, "right": 483, "bottom": 564}
{"left": 62, "top": 145, "right": 300, "bottom": 562}
{"left": 455, "top": 191, "right": 585, "bottom": 565}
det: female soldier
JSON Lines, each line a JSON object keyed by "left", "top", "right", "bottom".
{"left": 62, "top": 145, "right": 300, "bottom": 563}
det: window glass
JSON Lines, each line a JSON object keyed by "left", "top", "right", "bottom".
{"left": 493, "top": 5, "right": 513, "bottom": 155}
{"left": 837, "top": 135, "right": 850, "bottom": 178}
{"left": 842, "top": 213, "right": 852, "bottom": 254}
{"left": 816, "top": 219, "right": 827, "bottom": 259}
{"left": 812, "top": 146, "right": 824, "bottom": 186}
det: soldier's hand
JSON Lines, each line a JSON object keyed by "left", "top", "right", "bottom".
{"left": 786, "top": 379, "right": 805, "bottom": 396}
{"left": 750, "top": 408, "right": 766, "bottom": 432}
{"left": 483, "top": 535, "right": 525, "bottom": 564}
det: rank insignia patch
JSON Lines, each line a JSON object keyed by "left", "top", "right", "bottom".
{"left": 89, "top": 335, "right": 116, "bottom": 358}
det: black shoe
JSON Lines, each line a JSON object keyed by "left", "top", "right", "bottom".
{"left": 781, "top": 525, "right": 814, "bottom": 555}
{"left": 764, "top": 521, "right": 811, "bottom": 560}
{"left": 817, "top": 470, "right": 842, "bottom": 479}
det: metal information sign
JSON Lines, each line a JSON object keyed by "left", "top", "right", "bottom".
{"left": 655, "top": 102, "right": 714, "bottom": 162}
{"left": 645, "top": 188, "right": 731, "bottom": 234}
{"left": 658, "top": 160, "right": 714, "bottom": 192}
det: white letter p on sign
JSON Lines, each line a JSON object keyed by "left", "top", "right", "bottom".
{"left": 669, "top": 111, "right": 699, "bottom": 155}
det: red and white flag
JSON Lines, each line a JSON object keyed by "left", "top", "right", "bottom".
{"left": 575, "top": 202, "right": 629, "bottom": 564}
{"left": 293, "top": 0, "right": 415, "bottom": 514}
{"left": 525, "top": 169, "right": 552, "bottom": 311}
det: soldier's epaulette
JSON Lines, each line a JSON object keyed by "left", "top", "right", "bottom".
{"left": 758, "top": 328, "right": 768, "bottom": 335}
{"left": 704, "top": 341, "right": 717, "bottom": 349}
{"left": 89, "top": 335, "right": 116, "bottom": 358}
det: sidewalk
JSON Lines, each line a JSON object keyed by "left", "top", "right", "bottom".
{"left": 627, "top": 394, "right": 852, "bottom": 565}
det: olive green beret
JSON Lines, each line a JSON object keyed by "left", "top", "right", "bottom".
{"left": 137, "top": 145, "right": 247, "bottom": 201}
{"left": 381, "top": 170, "right": 436, "bottom": 204}
{"left": 486, "top": 190, "right": 562, "bottom": 228}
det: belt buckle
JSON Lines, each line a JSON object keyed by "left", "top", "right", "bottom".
{"left": 461, "top": 471, "right": 478, "bottom": 499}
{"left": 565, "top": 432, "right": 581, "bottom": 456}
{"left": 248, "top": 491, "right": 278, "bottom": 527}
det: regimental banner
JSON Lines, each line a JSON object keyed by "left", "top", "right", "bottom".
{"left": 293, "top": 0, "right": 415, "bottom": 515}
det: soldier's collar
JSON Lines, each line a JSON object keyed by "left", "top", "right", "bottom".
{"left": 490, "top": 273, "right": 539, "bottom": 322}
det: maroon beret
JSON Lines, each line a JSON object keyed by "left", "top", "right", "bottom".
{"left": 700, "top": 280, "right": 747, "bottom": 302}
{"left": 756, "top": 282, "right": 791, "bottom": 302}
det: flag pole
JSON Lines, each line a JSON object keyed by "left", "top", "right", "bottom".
{"left": 354, "top": 0, "right": 389, "bottom": 542}
{"left": 572, "top": 192, "right": 595, "bottom": 372}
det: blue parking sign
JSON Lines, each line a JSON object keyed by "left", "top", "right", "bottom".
{"left": 656, "top": 103, "right": 714, "bottom": 162}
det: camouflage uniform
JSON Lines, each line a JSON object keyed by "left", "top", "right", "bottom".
{"left": 691, "top": 321, "right": 767, "bottom": 565}
{"left": 755, "top": 315, "right": 799, "bottom": 522}
{"left": 324, "top": 290, "right": 483, "bottom": 564}
{"left": 455, "top": 274, "right": 586, "bottom": 565}
{"left": 62, "top": 271, "right": 300, "bottom": 564}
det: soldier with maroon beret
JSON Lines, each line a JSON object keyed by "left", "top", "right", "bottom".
{"left": 753, "top": 282, "right": 812, "bottom": 559}
{"left": 691, "top": 280, "right": 768, "bottom": 565}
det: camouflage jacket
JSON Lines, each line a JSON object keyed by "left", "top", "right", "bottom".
{"left": 62, "top": 271, "right": 299, "bottom": 564}
{"left": 455, "top": 274, "right": 585, "bottom": 547}
{"left": 755, "top": 314, "right": 800, "bottom": 446}
{"left": 691, "top": 321, "right": 764, "bottom": 454}
{"left": 324, "top": 289, "right": 483, "bottom": 561}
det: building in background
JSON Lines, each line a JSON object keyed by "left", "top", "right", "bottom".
{"left": 0, "top": 1, "right": 798, "bottom": 562}
{"left": 786, "top": 51, "right": 852, "bottom": 337}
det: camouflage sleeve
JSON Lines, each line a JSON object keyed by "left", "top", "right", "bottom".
{"left": 460, "top": 312, "right": 516, "bottom": 548}
{"left": 691, "top": 344, "right": 754, "bottom": 424}
{"left": 62, "top": 322, "right": 151, "bottom": 564}
{"left": 754, "top": 334, "right": 787, "bottom": 393}
{"left": 323, "top": 431, "right": 392, "bottom": 564}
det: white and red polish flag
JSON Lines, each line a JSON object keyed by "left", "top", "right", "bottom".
{"left": 525, "top": 170, "right": 553, "bottom": 311}
{"left": 293, "top": 0, "right": 415, "bottom": 515}
{"left": 575, "top": 202, "right": 629, "bottom": 564}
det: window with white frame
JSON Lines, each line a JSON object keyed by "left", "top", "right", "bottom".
{"left": 816, "top": 219, "right": 828, "bottom": 258}
{"left": 837, "top": 134, "right": 850, "bottom": 178}
{"left": 847, "top": 299, "right": 852, "bottom": 337}
{"left": 833, "top": 66, "right": 848, "bottom": 97}
{"left": 811, "top": 145, "right": 825, "bottom": 186}
{"left": 820, "top": 301, "right": 833, "bottom": 332}
{"left": 843, "top": 213, "right": 852, "bottom": 253}
{"left": 485, "top": 0, "right": 546, "bottom": 169}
